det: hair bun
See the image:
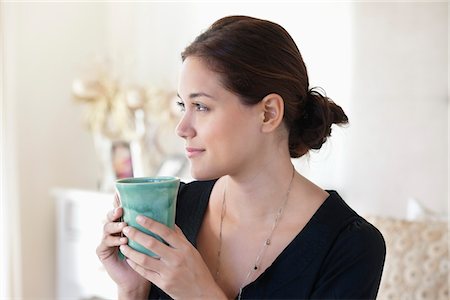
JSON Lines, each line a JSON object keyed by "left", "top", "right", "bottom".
{"left": 288, "top": 87, "right": 348, "bottom": 158}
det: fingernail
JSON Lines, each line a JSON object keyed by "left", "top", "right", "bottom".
{"left": 114, "top": 208, "right": 119, "bottom": 215}
{"left": 123, "top": 226, "right": 130, "bottom": 234}
{"left": 136, "top": 215, "right": 144, "bottom": 223}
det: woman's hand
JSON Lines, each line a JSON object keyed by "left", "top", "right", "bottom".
{"left": 119, "top": 215, "right": 226, "bottom": 300}
{"left": 96, "top": 195, "right": 150, "bottom": 299}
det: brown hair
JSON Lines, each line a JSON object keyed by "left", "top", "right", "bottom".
{"left": 181, "top": 15, "right": 348, "bottom": 158}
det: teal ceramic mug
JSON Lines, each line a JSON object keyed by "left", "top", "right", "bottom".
{"left": 115, "top": 176, "right": 180, "bottom": 258}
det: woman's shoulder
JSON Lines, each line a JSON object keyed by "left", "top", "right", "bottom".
{"left": 306, "top": 192, "right": 386, "bottom": 298}
{"left": 336, "top": 214, "right": 386, "bottom": 255}
{"left": 319, "top": 190, "right": 386, "bottom": 260}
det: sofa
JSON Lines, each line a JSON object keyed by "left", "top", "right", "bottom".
{"left": 364, "top": 215, "right": 448, "bottom": 299}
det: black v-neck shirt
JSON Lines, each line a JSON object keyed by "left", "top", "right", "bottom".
{"left": 149, "top": 180, "right": 386, "bottom": 299}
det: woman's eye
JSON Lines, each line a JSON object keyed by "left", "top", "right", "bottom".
{"left": 194, "top": 103, "right": 209, "bottom": 112}
{"left": 176, "top": 101, "right": 185, "bottom": 112}
{"left": 176, "top": 100, "right": 208, "bottom": 112}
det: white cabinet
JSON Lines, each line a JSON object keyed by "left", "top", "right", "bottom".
{"left": 54, "top": 188, "right": 117, "bottom": 300}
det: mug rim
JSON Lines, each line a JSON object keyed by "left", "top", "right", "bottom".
{"left": 115, "top": 176, "right": 180, "bottom": 185}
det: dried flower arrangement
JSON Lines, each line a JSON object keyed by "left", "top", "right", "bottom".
{"left": 72, "top": 61, "right": 183, "bottom": 189}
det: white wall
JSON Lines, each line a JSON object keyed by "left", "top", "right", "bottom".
{"left": 3, "top": 2, "right": 108, "bottom": 298}
{"left": 1, "top": 2, "right": 447, "bottom": 299}
{"left": 344, "top": 2, "right": 448, "bottom": 217}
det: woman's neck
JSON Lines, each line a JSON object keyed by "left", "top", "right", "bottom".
{"left": 221, "top": 157, "right": 297, "bottom": 224}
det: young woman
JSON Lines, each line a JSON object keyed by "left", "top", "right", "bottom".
{"left": 97, "top": 16, "right": 386, "bottom": 299}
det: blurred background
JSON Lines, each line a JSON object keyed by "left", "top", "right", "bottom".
{"left": 1, "top": 1, "right": 448, "bottom": 299}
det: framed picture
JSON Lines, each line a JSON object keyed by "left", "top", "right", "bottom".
{"left": 111, "top": 141, "right": 134, "bottom": 179}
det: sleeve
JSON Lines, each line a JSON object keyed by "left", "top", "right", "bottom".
{"left": 149, "top": 285, "right": 173, "bottom": 300}
{"left": 311, "top": 218, "right": 386, "bottom": 299}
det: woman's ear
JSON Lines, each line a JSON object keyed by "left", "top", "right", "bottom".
{"left": 260, "top": 93, "right": 284, "bottom": 133}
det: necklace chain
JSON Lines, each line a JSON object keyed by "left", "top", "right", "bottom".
{"left": 215, "top": 166, "right": 296, "bottom": 300}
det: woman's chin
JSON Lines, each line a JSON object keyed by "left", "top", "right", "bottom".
{"left": 190, "top": 168, "right": 221, "bottom": 181}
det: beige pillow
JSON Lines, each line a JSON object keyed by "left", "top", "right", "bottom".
{"left": 364, "top": 216, "right": 448, "bottom": 300}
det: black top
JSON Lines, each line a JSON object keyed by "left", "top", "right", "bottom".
{"left": 149, "top": 180, "right": 386, "bottom": 299}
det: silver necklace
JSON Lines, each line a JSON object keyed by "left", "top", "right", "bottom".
{"left": 215, "top": 166, "right": 296, "bottom": 300}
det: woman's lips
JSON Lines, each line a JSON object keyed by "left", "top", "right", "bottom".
{"left": 185, "top": 147, "right": 205, "bottom": 158}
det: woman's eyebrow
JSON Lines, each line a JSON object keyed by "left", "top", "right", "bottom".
{"left": 177, "top": 92, "right": 215, "bottom": 100}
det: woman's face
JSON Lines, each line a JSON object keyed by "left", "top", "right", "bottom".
{"left": 176, "top": 56, "right": 264, "bottom": 180}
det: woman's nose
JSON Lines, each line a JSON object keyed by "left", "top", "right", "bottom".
{"left": 176, "top": 113, "right": 195, "bottom": 139}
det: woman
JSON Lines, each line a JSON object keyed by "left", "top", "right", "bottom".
{"left": 97, "top": 15, "right": 385, "bottom": 299}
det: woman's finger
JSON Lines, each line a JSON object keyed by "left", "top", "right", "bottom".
{"left": 113, "top": 193, "right": 120, "bottom": 208}
{"left": 96, "top": 234, "right": 127, "bottom": 260}
{"left": 103, "top": 221, "right": 127, "bottom": 235}
{"left": 125, "top": 258, "right": 161, "bottom": 286}
{"left": 103, "top": 235, "right": 128, "bottom": 248}
{"left": 106, "top": 207, "right": 123, "bottom": 222}
{"left": 122, "top": 226, "right": 171, "bottom": 258}
{"left": 120, "top": 244, "right": 163, "bottom": 273}
{"left": 135, "top": 216, "right": 183, "bottom": 249}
